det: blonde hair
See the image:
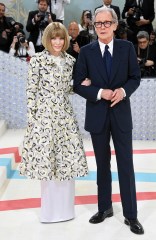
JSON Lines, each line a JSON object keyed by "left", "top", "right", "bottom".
{"left": 42, "top": 22, "right": 69, "bottom": 52}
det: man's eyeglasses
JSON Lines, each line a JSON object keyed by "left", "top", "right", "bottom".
{"left": 138, "top": 40, "right": 148, "bottom": 44}
{"left": 94, "top": 21, "right": 115, "bottom": 28}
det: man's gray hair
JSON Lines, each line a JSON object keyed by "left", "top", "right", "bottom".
{"left": 93, "top": 6, "right": 118, "bottom": 24}
{"left": 137, "top": 31, "right": 149, "bottom": 40}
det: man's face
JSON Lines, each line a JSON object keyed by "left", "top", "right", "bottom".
{"left": 68, "top": 23, "right": 79, "bottom": 40}
{"left": 38, "top": 1, "right": 48, "bottom": 12}
{"left": 94, "top": 11, "right": 117, "bottom": 44}
{"left": 138, "top": 38, "right": 149, "bottom": 49}
{"left": 103, "top": 0, "right": 112, "bottom": 6}
{"left": 0, "top": 5, "right": 5, "bottom": 18}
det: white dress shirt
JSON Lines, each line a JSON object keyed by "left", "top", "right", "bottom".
{"left": 50, "top": 0, "right": 70, "bottom": 21}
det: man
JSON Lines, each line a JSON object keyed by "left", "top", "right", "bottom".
{"left": 135, "top": 30, "right": 156, "bottom": 77}
{"left": 67, "top": 21, "right": 90, "bottom": 60}
{"left": 122, "top": 0, "right": 155, "bottom": 42}
{"left": 0, "top": 2, "right": 23, "bottom": 52}
{"left": 74, "top": 7, "right": 144, "bottom": 235}
{"left": 50, "top": 0, "right": 70, "bottom": 23}
{"left": 26, "top": 0, "right": 56, "bottom": 52}
{"left": 95, "top": 0, "right": 121, "bottom": 20}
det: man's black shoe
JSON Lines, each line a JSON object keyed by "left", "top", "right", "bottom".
{"left": 89, "top": 207, "right": 113, "bottom": 224}
{"left": 124, "top": 218, "right": 144, "bottom": 234}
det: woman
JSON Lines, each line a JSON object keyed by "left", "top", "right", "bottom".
{"left": 9, "top": 30, "right": 35, "bottom": 60}
{"left": 78, "top": 10, "right": 97, "bottom": 42}
{"left": 19, "top": 22, "right": 88, "bottom": 223}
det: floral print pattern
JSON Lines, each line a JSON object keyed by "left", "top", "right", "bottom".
{"left": 19, "top": 50, "right": 88, "bottom": 181}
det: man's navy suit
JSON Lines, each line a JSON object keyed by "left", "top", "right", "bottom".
{"left": 74, "top": 38, "right": 141, "bottom": 219}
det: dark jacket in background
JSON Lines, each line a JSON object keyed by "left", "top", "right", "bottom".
{"left": 67, "top": 35, "right": 90, "bottom": 60}
{"left": 122, "top": 0, "right": 155, "bottom": 35}
{"left": 95, "top": 4, "right": 121, "bottom": 20}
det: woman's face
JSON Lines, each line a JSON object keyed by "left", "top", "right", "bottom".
{"left": 50, "top": 37, "right": 65, "bottom": 56}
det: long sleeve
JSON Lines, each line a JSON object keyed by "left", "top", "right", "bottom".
{"left": 9, "top": 47, "right": 16, "bottom": 56}
{"left": 26, "top": 55, "right": 40, "bottom": 124}
{"left": 27, "top": 41, "right": 35, "bottom": 57}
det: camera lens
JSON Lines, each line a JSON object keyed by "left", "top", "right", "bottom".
{"left": 18, "top": 35, "right": 25, "bottom": 43}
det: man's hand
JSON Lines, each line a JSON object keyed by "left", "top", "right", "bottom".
{"left": 101, "top": 89, "right": 114, "bottom": 100}
{"left": 110, "top": 88, "right": 124, "bottom": 107}
{"left": 48, "top": 14, "right": 53, "bottom": 23}
{"left": 135, "top": 19, "right": 149, "bottom": 26}
{"left": 73, "top": 42, "right": 80, "bottom": 53}
{"left": 127, "top": 8, "right": 135, "bottom": 16}
{"left": 34, "top": 14, "right": 42, "bottom": 22}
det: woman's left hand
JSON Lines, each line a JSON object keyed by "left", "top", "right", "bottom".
{"left": 81, "top": 78, "right": 91, "bottom": 86}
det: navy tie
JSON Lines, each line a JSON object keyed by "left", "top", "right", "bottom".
{"left": 103, "top": 45, "right": 112, "bottom": 79}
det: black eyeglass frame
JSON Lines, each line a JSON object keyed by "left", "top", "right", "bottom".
{"left": 94, "top": 21, "right": 115, "bottom": 28}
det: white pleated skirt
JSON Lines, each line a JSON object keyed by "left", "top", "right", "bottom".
{"left": 40, "top": 179, "right": 75, "bottom": 223}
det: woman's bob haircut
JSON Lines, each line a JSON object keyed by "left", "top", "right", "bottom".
{"left": 42, "top": 22, "right": 70, "bottom": 52}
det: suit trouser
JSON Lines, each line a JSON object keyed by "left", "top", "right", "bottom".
{"left": 90, "top": 110, "right": 137, "bottom": 219}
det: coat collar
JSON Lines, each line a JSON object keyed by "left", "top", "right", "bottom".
{"left": 38, "top": 50, "right": 75, "bottom": 67}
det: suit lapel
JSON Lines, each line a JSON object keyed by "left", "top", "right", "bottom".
{"left": 109, "top": 39, "right": 121, "bottom": 84}
{"left": 91, "top": 41, "right": 109, "bottom": 84}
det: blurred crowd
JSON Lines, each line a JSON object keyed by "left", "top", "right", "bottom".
{"left": 0, "top": 0, "right": 156, "bottom": 77}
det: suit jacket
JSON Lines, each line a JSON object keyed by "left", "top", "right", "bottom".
{"left": 26, "top": 10, "right": 56, "bottom": 46}
{"left": 73, "top": 39, "right": 140, "bottom": 133}
{"left": 122, "top": 0, "right": 155, "bottom": 34}
{"left": 95, "top": 5, "right": 121, "bottom": 20}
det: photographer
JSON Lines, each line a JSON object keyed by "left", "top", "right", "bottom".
{"left": 67, "top": 21, "right": 90, "bottom": 60}
{"left": 26, "top": 0, "right": 56, "bottom": 52}
{"left": 122, "top": 0, "right": 155, "bottom": 43}
{"left": 9, "top": 30, "right": 35, "bottom": 60}
{"left": 135, "top": 31, "right": 156, "bottom": 77}
{"left": 0, "top": 3, "right": 23, "bottom": 53}
{"left": 78, "top": 10, "right": 97, "bottom": 42}
{"left": 115, "top": 20, "right": 135, "bottom": 43}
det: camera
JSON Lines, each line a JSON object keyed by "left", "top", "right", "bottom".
{"left": 17, "top": 34, "right": 26, "bottom": 44}
{"left": 138, "top": 58, "right": 147, "bottom": 67}
{"left": 132, "top": 7, "right": 142, "bottom": 22}
{"left": 86, "top": 12, "right": 92, "bottom": 20}
{"left": 37, "top": 11, "right": 49, "bottom": 29}
{"left": 6, "top": 17, "right": 16, "bottom": 28}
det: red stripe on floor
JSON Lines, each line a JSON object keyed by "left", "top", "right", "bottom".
{"left": 85, "top": 149, "right": 156, "bottom": 156}
{"left": 0, "top": 192, "right": 156, "bottom": 211}
{"left": 0, "top": 147, "right": 21, "bottom": 162}
{"left": 0, "top": 148, "right": 155, "bottom": 163}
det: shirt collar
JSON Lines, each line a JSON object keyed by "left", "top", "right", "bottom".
{"left": 104, "top": 4, "right": 111, "bottom": 8}
{"left": 98, "top": 38, "right": 114, "bottom": 55}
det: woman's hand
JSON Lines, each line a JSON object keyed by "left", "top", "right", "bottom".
{"left": 13, "top": 36, "right": 18, "bottom": 44}
{"left": 81, "top": 78, "right": 91, "bottom": 86}
{"left": 10, "top": 36, "right": 18, "bottom": 49}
